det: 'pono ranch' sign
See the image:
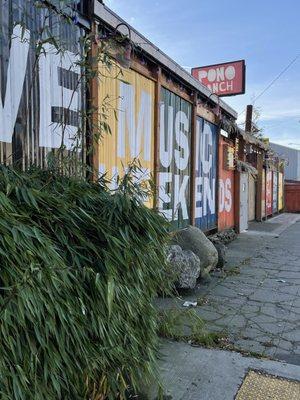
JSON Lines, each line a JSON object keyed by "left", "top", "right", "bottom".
{"left": 192, "top": 60, "right": 246, "bottom": 97}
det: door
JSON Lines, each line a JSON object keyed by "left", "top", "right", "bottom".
{"left": 272, "top": 172, "right": 278, "bottom": 213}
{"left": 240, "top": 172, "right": 249, "bottom": 232}
{"left": 248, "top": 174, "right": 256, "bottom": 221}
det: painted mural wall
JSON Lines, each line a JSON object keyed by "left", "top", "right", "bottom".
{"left": 262, "top": 169, "right": 266, "bottom": 218}
{"left": 278, "top": 172, "right": 284, "bottom": 211}
{"left": 273, "top": 171, "right": 278, "bottom": 213}
{"left": 266, "top": 169, "right": 273, "bottom": 215}
{"left": 158, "top": 88, "right": 192, "bottom": 228}
{"left": 0, "top": 1, "right": 85, "bottom": 168}
{"left": 98, "top": 65, "right": 155, "bottom": 206}
{"left": 218, "top": 137, "right": 234, "bottom": 231}
{"left": 195, "top": 117, "right": 218, "bottom": 231}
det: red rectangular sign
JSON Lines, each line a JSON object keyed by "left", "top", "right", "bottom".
{"left": 192, "top": 60, "right": 246, "bottom": 97}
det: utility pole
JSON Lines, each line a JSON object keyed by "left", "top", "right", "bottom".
{"left": 245, "top": 104, "right": 264, "bottom": 221}
{"left": 245, "top": 104, "right": 253, "bottom": 133}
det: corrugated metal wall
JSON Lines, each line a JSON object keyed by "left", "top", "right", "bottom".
{"left": 270, "top": 142, "right": 300, "bottom": 181}
{"left": 218, "top": 137, "right": 234, "bottom": 231}
{"left": 98, "top": 64, "right": 155, "bottom": 206}
{"left": 278, "top": 172, "right": 284, "bottom": 211}
{"left": 248, "top": 174, "right": 256, "bottom": 221}
{"left": 195, "top": 117, "right": 218, "bottom": 231}
{"left": 0, "top": 0, "right": 86, "bottom": 169}
{"left": 266, "top": 169, "right": 273, "bottom": 215}
{"left": 158, "top": 87, "right": 192, "bottom": 228}
{"left": 262, "top": 168, "right": 266, "bottom": 218}
{"left": 272, "top": 171, "right": 278, "bottom": 213}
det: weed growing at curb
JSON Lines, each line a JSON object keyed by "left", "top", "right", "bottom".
{"left": 157, "top": 308, "right": 273, "bottom": 362}
{"left": 225, "top": 266, "right": 241, "bottom": 276}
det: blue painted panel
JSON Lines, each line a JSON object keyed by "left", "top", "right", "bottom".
{"left": 195, "top": 117, "right": 218, "bottom": 231}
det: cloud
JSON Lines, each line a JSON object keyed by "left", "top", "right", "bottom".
{"left": 225, "top": 83, "right": 300, "bottom": 125}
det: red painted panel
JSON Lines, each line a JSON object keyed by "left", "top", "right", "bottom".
{"left": 266, "top": 169, "right": 273, "bottom": 216}
{"left": 285, "top": 182, "right": 300, "bottom": 212}
{"left": 218, "top": 137, "right": 235, "bottom": 231}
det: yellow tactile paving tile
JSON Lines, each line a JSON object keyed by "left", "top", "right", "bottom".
{"left": 236, "top": 370, "right": 300, "bottom": 400}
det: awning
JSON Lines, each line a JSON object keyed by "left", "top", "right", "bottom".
{"left": 220, "top": 118, "right": 269, "bottom": 151}
{"left": 236, "top": 160, "right": 258, "bottom": 176}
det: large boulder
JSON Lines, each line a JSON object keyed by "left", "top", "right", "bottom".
{"left": 172, "top": 226, "right": 218, "bottom": 275}
{"left": 166, "top": 245, "right": 201, "bottom": 289}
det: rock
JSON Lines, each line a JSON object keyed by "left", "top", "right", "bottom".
{"left": 172, "top": 226, "right": 218, "bottom": 275}
{"left": 166, "top": 245, "right": 201, "bottom": 289}
{"left": 213, "top": 242, "right": 227, "bottom": 268}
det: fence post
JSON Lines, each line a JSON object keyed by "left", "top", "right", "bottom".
{"left": 153, "top": 67, "right": 162, "bottom": 210}
{"left": 189, "top": 93, "right": 197, "bottom": 226}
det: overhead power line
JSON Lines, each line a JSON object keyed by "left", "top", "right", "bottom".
{"left": 238, "top": 54, "right": 300, "bottom": 116}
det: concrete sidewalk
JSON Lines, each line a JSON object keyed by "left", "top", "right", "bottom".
{"left": 155, "top": 341, "right": 300, "bottom": 400}
{"left": 154, "top": 213, "right": 300, "bottom": 399}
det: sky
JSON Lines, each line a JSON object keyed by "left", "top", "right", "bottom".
{"left": 104, "top": 0, "right": 300, "bottom": 149}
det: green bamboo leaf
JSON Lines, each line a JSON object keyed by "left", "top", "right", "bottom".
{"left": 107, "top": 275, "right": 115, "bottom": 319}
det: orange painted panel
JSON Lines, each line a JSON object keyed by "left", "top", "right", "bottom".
{"left": 218, "top": 137, "right": 235, "bottom": 231}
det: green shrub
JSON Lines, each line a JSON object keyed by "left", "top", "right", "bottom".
{"left": 0, "top": 165, "right": 171, "bottom": 399}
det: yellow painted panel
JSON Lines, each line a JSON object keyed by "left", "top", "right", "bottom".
{"left": 278, "top": 172, "right": 284, "bottom": 210}
{"left": 98, "top": 63, "right": 155, "bottom": 206}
